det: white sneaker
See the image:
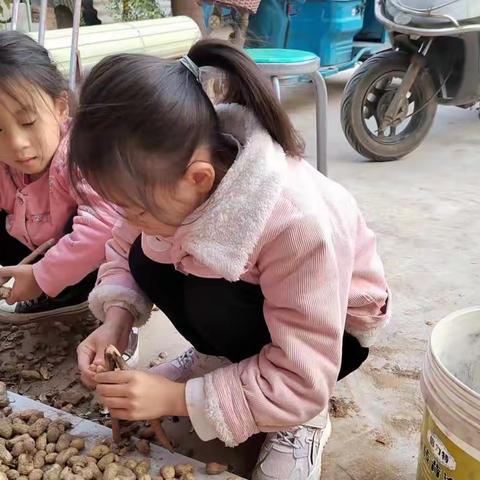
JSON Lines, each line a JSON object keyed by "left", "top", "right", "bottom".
{"left": 123, "top": 328, "right": 140, "bottom": 369}
{"left": 252, "top": 418, "right": 332, "bottom": 480}
{"left": 149, "top": 347, "right": 230, "bottom": 382}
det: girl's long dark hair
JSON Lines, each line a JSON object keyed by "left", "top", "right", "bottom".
{"left": 0, "top": 31, "right": 67, "bottom": 105}
{"left": 69, "top": 39, "right": 304, "bottom": 212}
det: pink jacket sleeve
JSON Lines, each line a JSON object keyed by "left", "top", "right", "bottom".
{"left": 203, "top": 215, "right": 348, "bottom": 447}
{"left": 345, "top": 213, "right": 391, "bottom": 347}
{"left": 32, "top": 179, "right": 118, "bottom": 297}
{"left": 88, "top": 220, "right": 152, "bottom": 326}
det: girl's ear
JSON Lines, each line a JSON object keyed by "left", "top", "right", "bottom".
{"left": 55, "top": 91, "right": 70, "bottom": 122}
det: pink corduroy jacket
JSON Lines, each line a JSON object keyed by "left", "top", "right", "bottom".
{"left": 0, "top": 123, "right": 116, "bottom": 297}
{"left": 89, "top": 104, "right": 391, "bottom": 447}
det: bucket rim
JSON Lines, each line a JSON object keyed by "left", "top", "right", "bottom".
{"left": 430, "top": 306, "right": 480, "bottom": 401}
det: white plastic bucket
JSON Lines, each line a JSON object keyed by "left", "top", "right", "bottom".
{"left": 417, "top": 307, "right": 480, "bottom": 479}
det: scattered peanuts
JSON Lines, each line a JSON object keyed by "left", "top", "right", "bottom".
{"left": 35, "top": 434, "right": 47, "bottom": 451}
{"left": 44, "top": 452, "right": 58, "bottom": 464}
{"left": 55, "top": 447, "right": 79, "bottom": 466}
{"left": 97, "top": 452, "right": 117, "bottom": 471}
{"left": 206, "top": 463, "right": 228, "bottom": 475}
{"left": 160, "top": 465, "right": 175, "bottom": 479}
{"left": 28, "top": 469, "right": 43, "bottom": 480}
{"left": 56, "top": 433, "right": 72, "bottom": 452}
{"left": 134, "top": 460, "right": 151, "bottom": 478}
{"left": 124, "top": 459, "right": 138, "bottom": 471}
{"left": 28, "top": 418, "right": 50, "bottom": 438}
{"left": 33, "top": 450, "right": 46, "bottom": 469}
{"left": 0, "top": 419, "right": 13, "bottom": 439}
{"left": 136, "top": 439, "right": 151, "bottom": 455}
{"left": 0, "top": 407, "right": 211, "bottom": 480}
{"left": 46, "top": 425, "right": 62, "bottom": 444}
{"left": 88, "top": 445, "right": 110, "bottom": 460}
{"left": 180, "top": 473, "right": 195, "bottom": 480}
{"left": 69, "top": 438, "right": 85, "bottom": 451}
{"left": 103, "top": 463, "right": 136, "bottom": 480}
{"left": 45, "top": 443, "right": 56, "bottom": 454}
{"left": 174, "top": 465, "right": 193, "bottom": 477}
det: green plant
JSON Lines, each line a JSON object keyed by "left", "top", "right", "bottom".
{"left": 0, "top": 0, "right": 12, "bottom": 24}
{"left": 107, "top": 0, "right": 165, "bottom": 22}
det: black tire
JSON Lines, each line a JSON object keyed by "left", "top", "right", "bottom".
{"left": 341, "top": 50, "right": 438, "bottom": 162}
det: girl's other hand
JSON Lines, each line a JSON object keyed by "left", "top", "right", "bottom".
{"left": 77, "top": 306, "right": 134, "bottom": 388}
{"left": 95, "top": 370, "right": 187, "bottom": 420}
{"left": 0, "top": 265, "right": 42, "bottom": 304}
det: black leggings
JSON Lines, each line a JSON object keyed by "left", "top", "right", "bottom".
{"left": 129, "top": 236, "right": 369, "bottom": 380}
{"left": 0, "top": 211, "right": 97, "bottom": 296}
{"left": 0, "top": 211, "right": 33, "bottom": 266}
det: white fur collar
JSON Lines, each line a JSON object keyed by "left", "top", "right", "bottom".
{"left": 183, "top": 104, "right": 288, "bottom": 281}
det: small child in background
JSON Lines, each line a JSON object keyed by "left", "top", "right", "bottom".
{"left": 72, "top": 40, "right": 390, "bottom": 479}
{"left": 0, "top": 31, "right": 120, "bottom": 329}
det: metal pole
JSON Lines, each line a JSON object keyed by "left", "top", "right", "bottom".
{"left": 10, "top": 0, "right": 20, "bottom": 30}
{"left": 68, "top": 0, "right": 82, "bottom": 93}
{"left": 312, "top": 70, "right": 328, "bottom": 176}
{"left": 271, "top": 76, "right": 281, "bottom": 102}
{"left": 38, "top": 0, "right": 48, "bottom": 44}
{"left": 24, "top": 0, "right": 33, "bottom": 31}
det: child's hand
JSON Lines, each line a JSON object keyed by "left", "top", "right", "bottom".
{"left": 0, "top": 265, "right": 43, "bottom": 304}
{"left": 77, "top": 307, "right": 134, "bottom": 388}
{"left": 95, "top": 370, "right": 187, "bottom": 420}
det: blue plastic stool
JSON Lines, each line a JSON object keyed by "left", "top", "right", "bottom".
{"left": 246, "top": 48, "right": 328, "bottom": 175}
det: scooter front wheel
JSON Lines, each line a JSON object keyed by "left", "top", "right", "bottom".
{"left": 341, "top": 50, "right": 437, "bottom": 162}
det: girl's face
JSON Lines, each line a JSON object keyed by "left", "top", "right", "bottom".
{"left": 117, "top": 149, "right": 217, "bottom": 238}
{"left": 0, "top": 84, "right": 68, "bottom": 178}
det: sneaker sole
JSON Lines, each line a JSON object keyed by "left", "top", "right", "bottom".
{"left": 309, "top": 416, "right": 332, "bottom": 480}
{"left": 0, "top": 301, "right": 90, "bottom": 324}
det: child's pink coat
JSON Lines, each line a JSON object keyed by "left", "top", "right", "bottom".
{"left": 89, "top": 105, "right": 391, "bottom": 446}
{"left": 0, "top": 123, "right": 116, "bottom": 296}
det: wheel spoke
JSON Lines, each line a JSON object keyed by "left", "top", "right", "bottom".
{"left": 363, "top": 100, "right": 376, "bottom": 119}
{"left": 389, "top": 126, "right": 397, "bottom": 137}
{"left": 374, "top": 78, "right": 391, "bottom": 95}
{"left": 373, "top": 113, "right": 385, "bottom": 137}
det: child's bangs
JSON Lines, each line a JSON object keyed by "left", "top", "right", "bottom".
{"left": 0, "top": 76, "right": 38, "bottom": 113}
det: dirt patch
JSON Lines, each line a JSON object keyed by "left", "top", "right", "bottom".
{"left": 0, "top": 317, "right": 188, "bottom": 455}
{"left": 372, "top": 429, "right": 394, "bottom": 448}
{"left": 389, "top": 415, "right": 420, "bottom": 435}
{"left": 367, "top": 363, "right": 421, "bottom": 390}
{"left": 329, "top": 396, "right": 360, "bottom": 418}
{"left": 0, "top": 315, "right": 105, "bottom": 421}
{"left": 388, "top": 365, "right": 421, "bottom": 380}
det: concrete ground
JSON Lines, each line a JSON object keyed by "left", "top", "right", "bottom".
{"left": 137, "top": 73, "right": 480, "bottom": 479}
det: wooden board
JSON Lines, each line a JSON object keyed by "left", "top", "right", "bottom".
{"left": 7, "top": 391, "right": 243, "bottom": 479}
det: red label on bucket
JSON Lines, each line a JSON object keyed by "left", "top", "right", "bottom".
{"left": 417, "top": 408, "right": 480, "bottom": 479}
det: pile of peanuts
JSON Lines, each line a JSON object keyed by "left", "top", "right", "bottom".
{"left": 0, "top": 407, "right": 231, "bottom": 480}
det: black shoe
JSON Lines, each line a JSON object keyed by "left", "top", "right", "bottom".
{"left": 0, "top": 271, "right": 96, "bottom": 323}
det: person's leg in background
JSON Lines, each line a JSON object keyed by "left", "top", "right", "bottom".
{"left": 81, "top": 0, "right": 101, "bottom": 25}
{"left": 171, "top": 0, "right": 207, "bottom": 37}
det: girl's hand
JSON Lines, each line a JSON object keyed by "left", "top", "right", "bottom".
{"left": 0, "top": 265, "right": 43, "bottom": 304}
{"left": 77, "top": 307, "right": 134, "bottom": 388}
{"left": 95, "top": 370, "right": 187, "bottom": 421}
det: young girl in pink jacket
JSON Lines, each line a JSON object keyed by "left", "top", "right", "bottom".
{"left": 71, "top": 40, "right": 391, "bottom": 479}
{"left": 0, "top": 31, "right": 120, "bottom": 326}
